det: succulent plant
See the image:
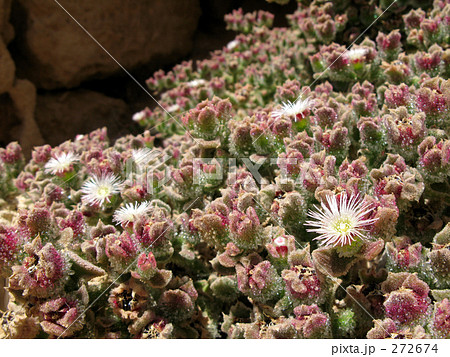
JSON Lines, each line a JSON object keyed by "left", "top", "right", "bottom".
{"left": 0, "top": 0, "right": 449, "bottom": 339}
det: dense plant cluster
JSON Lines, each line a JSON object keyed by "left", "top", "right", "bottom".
{"left": 0, "top": 0, "right": 449, "bottom": 338}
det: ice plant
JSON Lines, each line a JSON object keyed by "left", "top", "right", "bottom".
{"left": 305, "top": 194, "right": 377, "bottom": 248}
{"left": 44, "top": 152, "right": 79, "bottom": 176}
{"left": 1, "top": 0, "right": 450, "bottom": 340}
{"left": 113, "top": 201, "right": 151, "bottom": 226}
{"left": 81, "top": 172, "right": 123, "bottom": 206}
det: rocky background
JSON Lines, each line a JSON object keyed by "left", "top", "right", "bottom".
{"left": 0, "top": 0, "right": 294, "bottom": 158}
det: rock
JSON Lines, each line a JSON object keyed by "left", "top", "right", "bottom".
{"left": 0, "top": 92, "right": 18, "bottom": 147}
{"left": 34, "top": 89, "right": 129, "bottom": 146}
{"left": 8, "top": 79, "right": 45, "bottom": 155}
{"left": 0, "top": 79, "right": 44, "bottom": 157}
{"left": 0, "top": 38, "right": 14, "bottom": 94}
{"left": 0, "top": 0, "right": 14, "bottom": 44}
{"left": 12, "top": 0, "right": 201, "bottom": 89}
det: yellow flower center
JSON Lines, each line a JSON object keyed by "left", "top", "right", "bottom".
{"left": 97, "top": 185, "right": 111, "bottom": 198}
{"left": 333, "top": 218, "right": 353, "bottom": 234}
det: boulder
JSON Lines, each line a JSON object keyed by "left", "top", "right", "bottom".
{"left": 8, "top": 79, "right": 44, "bottom": 155}
{"left": 34, "top": 90, "right": 129, "bottom": 146}
{"left": 0, "top": 80, "right": 44, "bottom": 156}
{"left": 0, "top": 0, "right": 14, "bottom": 44}
{"left": 0, "top": 92, "right": 19, "bottom": 147}
{"left": 12, "top": 0, "right": 201, "bottom": 89}
{"left": 0, "top": 38, "right": 14, "bottom": 94}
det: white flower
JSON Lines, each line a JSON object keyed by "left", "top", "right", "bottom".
{"left": 113, "top": 201, "right": 151, "bottom": 226}
{"left": 226, "top": 39, "right": 239, "bottom": 51}
{"left": 273, "top": 236, "right": 288, "bottom": 247}
{"left": 81, "top": 173, "right": 123, "bottom": 207}
{"left": 305, "top": 193, "right": 377, "bottom": 247}
{"left": 132, "top": 110, "right": 147, "bottom": 122}
{"left": 187, "top": 79, "right": 206, "bottom": 88}
{"left": 271, "top": 97, "right": 314, "bottom": 120}
{"left": 167, "top": 104, "right": 180, "bottom": 113}
{"left": 344, "top": 48, "right": 367, "bottom": 62}
{"left": 44, "top": 152, "right": 79, "bottom": 175}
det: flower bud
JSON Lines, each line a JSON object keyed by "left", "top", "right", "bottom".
{"left": 236, "top": 254, "right": 283, "bottom": 303}
{"left": 9, "top": 238, "right": 66, "bottom": 297}
{"left": 132, "top": 252, "right": 158, "bottom": 280}
{"left": 25, "top": 207, "right": 52, "bottom": 237}
{"left": 367, "top": 318, "right": 429, "bottom": 339}
{"left": 0, "top": 142, "right": 23, "bottom": 165}
{"left": 32, "top": 145, "right": 52, "bottom": 164}
{"left": 158, "top": 279, "right": 198, "bottom": 322}
{"left": 414, "top": 49, "right": 442, "bottom": 75}
{"left": 40, "top": 298, "right": 83, "bottom": 337}
{"left": 385, "top": 236, "right": 423, "bottom": 271}
{"left": 418, "top": 137, "right": 450, "bottom": 182}
{"left": 229, "top": 207, "right": 263, "bottom": 250}
{"left": 105, "top": 232, "right": 138, "bottom": 272}
{"left": 381, "top": 273, "right": 430, "bottom": 325}
{"left": 313, "top": 122, "right": 350, "bottom": 163}
{"left": 384, "top": 84, "right": 412, "bottom": 109}
{"left": 383, "top": 107, "right": 427, "bottom": 161}
{"left": 381, "top": 60, "right": 411, "bottom": 84}
{"left": 427, "top": 224, "right": 450, "bottom": 287}
{"left": 0, "top": 226, "right": 19, "bottom": 269}
{"left": 431, "top": 298, "right": 450, "bottom": 338}
{"left": 292, "top": 304, "right": 331, "bottom": 338}
{"left": 210, "top": 275, "right": 239, "bottom": 302}
{"left": 403, "top": 9, "right": 425, "bottom": 30}
{"left": 282, "top": 264, "right": 322, "bottom": 304}
{"left": 182, "top": 97, "right": 232, "bottom": 140}
{"left": 371, "top": 154, "right": 424, "bottom": 210}
{"left": 376, "top": 30, "right": 402, "bottom": 60}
